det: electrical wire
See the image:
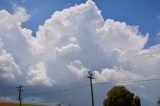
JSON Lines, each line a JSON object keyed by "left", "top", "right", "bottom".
{"left": 23, "top": 78, "right": 160, "bottom": 96}
{"left": 95, "top": 78, "right": 160, "bottom": 85}
{"left": 23, "top": 84, "right": 90, "bottom": 95}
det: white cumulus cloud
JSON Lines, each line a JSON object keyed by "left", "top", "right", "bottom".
{"left": 26, "top": 62, "right": 54, "bottom": 87}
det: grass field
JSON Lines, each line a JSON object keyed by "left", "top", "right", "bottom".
{"left": 0, "top": 102, "right": 45, "bottom": 106}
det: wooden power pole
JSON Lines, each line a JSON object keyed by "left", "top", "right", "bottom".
{"left": 16, "top": 85, "right": 24, "bottom": 106}
{"left": 88, "top": 71, "right": 95, "bottom": 106}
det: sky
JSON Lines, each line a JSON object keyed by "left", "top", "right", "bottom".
{"left": 0, "top": 0, "right": 160, "bottom": 106}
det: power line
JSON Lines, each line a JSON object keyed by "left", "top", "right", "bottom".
{"left": 23, "top": 84, "right": 89, "bottom": 95}
{"left": 95, "top": 78, "right": 160, "bottom": 85}
{"left": 0, "top": 86, "right": 18, "bottom": 90}
{"left": 21, "top": 78, "right": 160, "bottom": 96}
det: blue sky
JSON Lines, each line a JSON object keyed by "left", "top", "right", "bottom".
{"left": 0, "top": 0, "right": 160, "bottom": 47}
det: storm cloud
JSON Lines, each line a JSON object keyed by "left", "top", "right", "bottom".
{"left": 0, "top": 0, "right": 160, "bottom": 105}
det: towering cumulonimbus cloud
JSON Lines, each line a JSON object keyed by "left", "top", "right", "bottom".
{"left": 0, "top": 0, "right": 159, "bottom": 90}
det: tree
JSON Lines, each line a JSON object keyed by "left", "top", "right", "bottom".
{"left": 103, "top": 86, "right": 141, "bottom": 106}
{"left": 134, "top": 96, "right": 141, "bottom": 106}
{"left": 57, "top": 103, "right": 62, "bottom": 106}
{"left": 157, "top": 98, "right": 160, "bottom": 106}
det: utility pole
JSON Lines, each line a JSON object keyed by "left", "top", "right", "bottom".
{"left": 16, "top": 85, "right": 24, "bottom": 106}
{"left": 69, "top": 102, "right": 71, "bottom": 106}
{"left": 87, "top": 71, "right": 95, "bottom": 106}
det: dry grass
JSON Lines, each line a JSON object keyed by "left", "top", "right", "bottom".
{"left": 0, "top": 102, "right": 45, "bottom": 106}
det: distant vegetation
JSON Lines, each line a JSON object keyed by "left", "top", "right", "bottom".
{"left": 157, "top": 98, "right": 160, "bottom": 106}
